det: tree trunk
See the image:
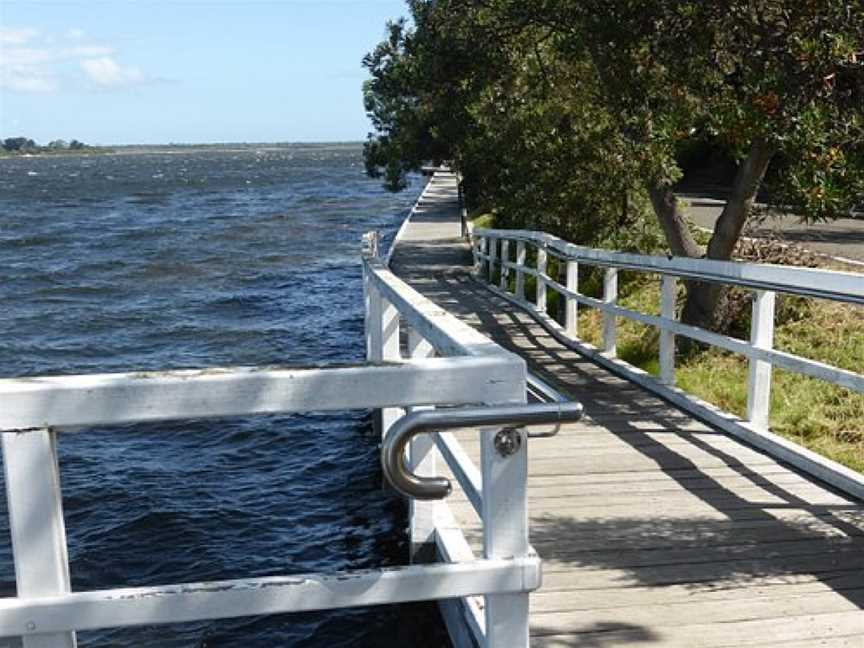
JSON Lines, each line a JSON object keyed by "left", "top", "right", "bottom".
{"left": 649, "top": 137, "right": 777, "bottom": 332}
{"left": 648, "top": 184, "right": 702, "bottom": 258}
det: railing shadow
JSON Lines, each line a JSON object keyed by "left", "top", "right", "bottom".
{"left": 391, "top": 236, "right": 864, "bottom": 643}
{"left": 530, "top": 622, "right": 658, "bottom": 647}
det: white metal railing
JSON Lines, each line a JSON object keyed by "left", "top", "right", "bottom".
{"left": 471, "top": 227, "right": 864, "bottom": 498}
{"left": 0, "top": 231, "right": 541, "bottom": 647}
{"left": 362, "top": 231, "right": 540, "bottom": 647}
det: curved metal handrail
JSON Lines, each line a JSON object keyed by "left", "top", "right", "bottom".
{"left": 381, "top": 402, "right": 585, "bottom": 500}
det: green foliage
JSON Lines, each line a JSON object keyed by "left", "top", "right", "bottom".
{"left": 1, "top": 136, "right": 91, "bottom": 155}
{"left": 362, "top": 1, "right": 864, "bottom": 249}
{"left": 2, "top": 137, "right": 37, "bottom": 152}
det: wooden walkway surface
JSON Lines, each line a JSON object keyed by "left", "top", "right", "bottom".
{"left": 389, "top": 172, "right": 864, "bottom": 647}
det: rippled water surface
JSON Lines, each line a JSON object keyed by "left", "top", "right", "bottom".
{"left": 0, "top": 145, "right": 450, "bottom": 646}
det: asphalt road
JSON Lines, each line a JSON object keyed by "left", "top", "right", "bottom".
{"left": 683, "top": 197, "right": 864, "bottom": 266}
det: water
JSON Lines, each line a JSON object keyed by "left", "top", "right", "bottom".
{"left": 0, "top": 145, "right": 452, "bottom": 646}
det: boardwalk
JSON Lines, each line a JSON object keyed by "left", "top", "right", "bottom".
{"left": 389, "top": 172, "right": 864, "bottom": 647}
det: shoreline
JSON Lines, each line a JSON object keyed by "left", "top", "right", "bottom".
{"left": 0, "top": 141, "right": 365, "bottom": 160}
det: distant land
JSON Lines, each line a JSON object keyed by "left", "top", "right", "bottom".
{"left": 0, "top": 139, "right": 364, "bottom": 158}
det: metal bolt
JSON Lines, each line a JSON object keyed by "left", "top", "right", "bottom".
{"left": 494, "top": 427, "right": 522, "bottom": 457}
{"left": 25, "top": 621, "right": 36, "bottom": 632}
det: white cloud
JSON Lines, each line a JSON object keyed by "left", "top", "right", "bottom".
{"left": 0, "top": 28, "right": 38, "bottom": 46}
{"left": 2, "top": 72, "right": 57, "bottom": 93}
{"left": 0, "top": 26, "right": 147, "bottom": 94}
{"left": 64, "top": 46, "right": 114, "bottom": 59}
{"left": 80, "top": 56, "right": 143, "bottom": 87}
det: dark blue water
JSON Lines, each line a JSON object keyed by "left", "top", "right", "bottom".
{"left": 0, "top": 145, "right": 451, "bottom": 646}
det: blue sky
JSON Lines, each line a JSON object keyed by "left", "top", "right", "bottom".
{"left": 0, "top": 1, "right": 409, "bottom": 144}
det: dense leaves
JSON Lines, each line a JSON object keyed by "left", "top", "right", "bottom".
{"left": 363, "top": 1, "right": 864, "bottom": 328}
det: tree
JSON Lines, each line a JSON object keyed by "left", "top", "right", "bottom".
{"left": 543, "top": 0, "right": 864, "bottom": 327}
{"left": 2, "top": 137, "right": 36, "bottom": 151}
{"left": 363, "top": 1, "right": 656, "bottom": 245}
{"left": 363, "top": 1, "right": 864, "bottom": 329}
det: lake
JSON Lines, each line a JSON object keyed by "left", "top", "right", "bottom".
{"left": 0, "top": 144, "right": 451, "bottom": 647}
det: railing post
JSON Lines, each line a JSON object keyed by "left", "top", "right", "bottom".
{"left": 565, "top": 260, "right": 578, "bottom": 338}
{"left": 659, "top": 275, "right": 677, "bottom": 385}
{"left": 3, "top": 430, "right": 77, "bottom": 648}
{"left": 480, "top": 237, "right": 489, "bottom": 278}
{"left": 488, "top": 237, "right": 497, "bottom": 283}
{"left": 362, "top": 231, "right": 381, "bottom": 362}
{"left": 602, "top": 267, "right": 618, "bottom": 355}
{"left": 377, "top": 295, "right": 401, "bottom": 438}
{"left": 407, "top": 329, "right": 438, "bottom": 562}
{"left": 364, "top": 273, "right": 381, "bottom": 363}
{"left": 515, "top": 241, "right": 526, "bottom": 300}
{"left": 747, "top": 289, "right": 776, "bottom": 431}
{"left": 364, "top": 252, "right": 401, "bottom": 438}
{"left": 499, "top": 240, "right": 510, "bottom": 291}
{"left": 481, "top": 365, "right": 529, "bottom": 648}
{"left": 471, "top": 235, "right": 479, "bottom": 271}
{"left": 536, "top": 244, "right": 547, "bottom": 312}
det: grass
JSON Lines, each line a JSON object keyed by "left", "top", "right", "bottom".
{"left": 574, "top": 275, "right": 864, "bottom": 472}
{"left": 468, "top": 211, "right": 496, "bottom": 230}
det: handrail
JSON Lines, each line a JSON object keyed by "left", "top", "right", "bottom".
{"left": 470, "top": 226, "right": 864, "bottom": 502}
{"left": 475, "top": 227, "right": 864, "bottom": 304}
{"left": 382, "top": 402, "right": 584, "bottom": 499}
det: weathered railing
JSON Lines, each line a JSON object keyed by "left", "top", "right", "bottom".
{"left": 472, "top": 227, "right": 864, "bottom": 498}
{"left": 0, "top": 226, "right": 558, "bottom": 648}
{"left": 0, "top": 360, "right": 539, "bottom": 647}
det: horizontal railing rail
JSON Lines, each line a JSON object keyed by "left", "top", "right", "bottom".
{"left": 471, "top": 226, "right": 864, "bottom": 500}
{"left": 476, "top": 228, "right": 864, "bottom": 304}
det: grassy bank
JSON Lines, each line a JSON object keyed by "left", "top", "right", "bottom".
{"left": 470, "top": 211, "right": 864, "bottom": 473}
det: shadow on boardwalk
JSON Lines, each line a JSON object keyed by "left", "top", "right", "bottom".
{"left": 389, "top": 176, "right": 864, "bottom": 646}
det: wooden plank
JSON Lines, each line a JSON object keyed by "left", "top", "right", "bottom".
{"left": 538, "top": 547, "right": 864, "bottom": 583}
{"left": 530, "top": 610, "right": 864, "bottom": 647}
{"left": 537, "top": 537, "right": 864, "bottom": 571}
{"left": 523, "top": 464, "right": 821, "bottom": 487}
{"left": 450, "top": 481, "right": 857, "bottom": 507}
{"left": 461, "top": 511, "right": 864, "bottom": 550}
{"left": 458, "top": 430, "right": 788, "bottom": 456}
{"left": 452, "top": 498, "right": 862, "bottom": 522}
{"left": 530, "top": 588, "right": 864, "bottom": 635}
{"left": 529, "top": 570, "right": 864, "bottom": 613}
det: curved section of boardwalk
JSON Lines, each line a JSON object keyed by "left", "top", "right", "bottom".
{"left": 390, "top": 172, "right": 864, "bottom": 647}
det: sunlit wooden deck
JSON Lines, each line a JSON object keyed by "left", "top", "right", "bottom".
{"left": 389, "top": 172, "right": 864, "bottom": 647}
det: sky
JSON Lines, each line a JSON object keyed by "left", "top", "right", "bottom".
{"left": 0, "top": 0, "right": 410, "bottom": 145}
